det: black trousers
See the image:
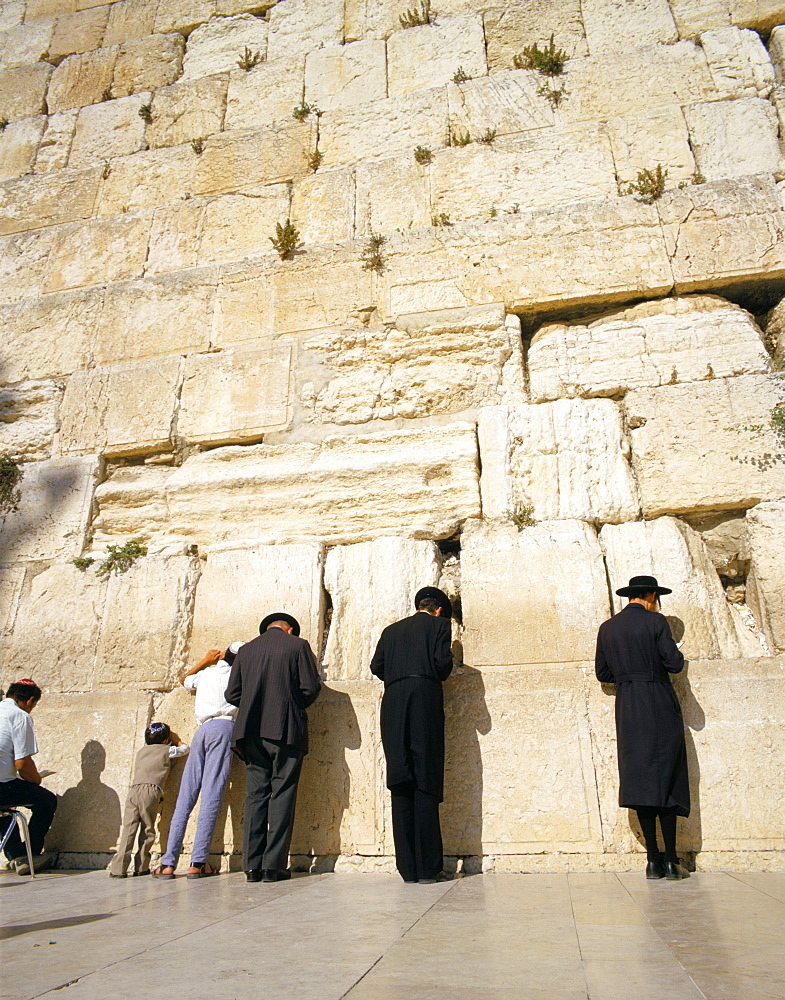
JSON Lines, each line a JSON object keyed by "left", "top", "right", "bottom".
{"left": 242, "top": 737, "right": 303, "bottom": 871}
{"left": 390, "top": 783, "right": 442, "bottom": 882}
{"left": 0, "top": 778, "right": 58, "bottom": 861}
{"left": 635, "top": 805, "right": 678, "bottom": 862}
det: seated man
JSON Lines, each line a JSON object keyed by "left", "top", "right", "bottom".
{"left": 0, "top": 679, "right": 58, "bottom": 875}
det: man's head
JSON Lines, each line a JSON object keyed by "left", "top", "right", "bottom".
{"left": 615, "top": 575, "right": 671, "bottom": 611}
{"left": 145, "top": 722, "right": 171, "bottom": 745}
{"left": 259, "top": 612, "right": 301, "bottom": 636}
{"left": 414, "top": 587, "right": 452, "bottom": 619}
{"left": 6, "top": 679, "right": 42, "bottom": 713}
{"left": 222, "top": 640, "right": 246, "bottom": 666}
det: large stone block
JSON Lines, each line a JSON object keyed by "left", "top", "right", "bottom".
{"left": 0, "top": 61, "right": 52, "bottom": 121}
{"left": 387, "top": 14, "right": 487, "bottom": 97}
{"left": 34, "top": 691, "right": 152, "bottom": 854}
{"left": 460, "top": 519, "right": 610, "bottom": 666}
{"left": 191, "top": 121, "right": 314, "bottom": 195}
{"left": 700, "top": 26, "right": 775, "bottom": 97}
{"left": 224, "top": 57, "right": 305, "bottom": 130}
{"left": 322, "top": 538, "right": 442, "bottom": 681}
{"left": 479, "top": 398, "right": 639, "bottom": 525}
{"left": 582, "top": 0, "right": 677, "bottom": 54}
{"left": 482, "top": 1, "right": 588, "bottom": 74}
{"left": 59, "top": 355, "right": 181, "bottom": 456}
{"left": 302, "top": 305, "right": 525, "bottom": 425}
{"left": 0, "top": 455, "right": 99, "bottom": 562}
{"left": 181, "top": 13, "right": 268, "bottom": 81}
{"left": 95, "top": 144, "right": 196, "bottom": 215}
{"left": 668, "top": 0, "right": 785, "bottom": 37}
{"left": 0, "top": 564, "right": 25, "bottom": 636}
{"left": 145, "top": 198, "right": 204, "bottom": 274}
{"left": 0, "top": 1, "right": 25, "bottom": 32}
{"left": 266, "top": 0, "right": 343, "bottom": 63}
{"left": 600, "top": 516, "right": 754, "bottom": 660}
{"left": 92, "top": 424, "right": 481, "bottom": 546}
{"left": 304, "top": 39, "right": 386, "bottom": 112}
{"left": 354, "top": 154, "right": 430, "bottom": 235}
{"left": 0, "top": 164, "right": 101, "bottom": 236}
{"left": 103, "top": 0, "right": 157, "bottom": 45}
{"left": 625, "top": 374, "right": 785, "bottom": 516}
{"left": 0, "top": 115, "right": 46, "bottom": 182}
{"left": 443, "top": 666, "right": 603, "bottom": 854}
{"left": 0, "top": 229, "right": 53, "bottom": 305}
{"left": 111, "top": 32, "right": 185, "bottom": 97}
{"left": 47, "top": 46, "right": 118, "bottom": 113}
{"left": 446, "top": 70, "right": 555, "bottom": 139}
{"left": 43, "top": 212, "right": 151, "bottom": 292}
{"left": 290, "top": 168, "right": 355, "bottom": 245}
{"left": 147, "top": 74, "right": 229, "bottom": 149}
{"left": 33, "top": 109, "right": 78, "bottom": 173}
{"left": 429, "top": 126, "right": 618, "bottom": 223}
{"left": 153, "top": 0, "right": 216, "bottom": 35}
{"left": 0, "top": 379, "right": 62, "bottom": 460}
{"left": 319, "top": 88, "right": 449, "bottom": 167}
{"left": 197, "top": 185, "right": 291, "bottom": 265}
{"left": 606, "top": 105, "right": 695, "bottom": 186}
{"left": 685, "top": 97, "right": 784, "bottom": 182}
{"left": 94, "top": 550, "right": 202, "bottom": 690}
{"left": 48, "top": 5, "right": 108, "bottom": 61}
{"left": 0, "top": 18, "right": 54, "bottom": 68}
{"left": 746, "top": 501, "right": 785, "bottom": 652}
{"left": 93, "top": 269, "right": 217, "bottom": 366}
{"left": 189, "top": 542, "right": 325, "bottom": 655}
{"left": 528, "top": 295, "right": 768, "bottom": 403}
{"left": 177, "top": 342, "right": 292, "bottom": 444}
{"left": 0, "top": 563, "right": 106, "bottom": 691}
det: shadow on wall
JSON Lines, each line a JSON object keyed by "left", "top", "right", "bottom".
{"left": 443, "top": 662, "right": 492, "bottom": 869}
{"left": 46, "top": 740, "right": 122, "bottom": 854}
{"left": 674, "top": 661, "right": 705, "bottom": 859}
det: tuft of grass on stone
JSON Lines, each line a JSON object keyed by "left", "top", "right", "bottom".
{"left": 138, "top": 103, "right": 153, "bottom": 124}
{"left": 431, "top": 212, "right": 451, "bottom": 226}
{"left": 452, "top": 66, "right": 470, "bottom": 83}
{"left": 269, "top": 219, "right": 301, "bottom": 259}
{"left": 72, "top": 557, "right": 95, "bottom": 571}
{"left": 624, "top": 164, "right": 668, "bottom": 203}
{"left": 511, "top": 501, "right": 536, "bottom": 529}
{"left": 191, "top": 138, "right": 204, "bottom": 155}
{"left": 362, "top": 233, "right": 386, "bottom": 273}
{"left": 237, "top": 45, "right": 262, "bottom": 71}
{"left": 477, "top": 128, "right": 497, "bottom": 144}
{"left": 692, "top": 170, "right": 706, "bottom": 185}
{"left": 450, "top": 128, "right": 472, "bottom": 147}
{"left": 400, "top": 0, "right": 436, "bottom": 28}
{"left": 292, "top": 102, "right": 320, "bottom": 122}
{"left": 307, "top": 148, "right": 323, "bottom": 171}
{"left": 0, "top": 455, "right": 23, "bottom": 515}
{"left": 513, "top": 34, "right": 567, "bottom": 76}
{"left": 0, "top": 117, "right": 9, "bottom": 132}
{"left": 101, "top": 86, "right": 112, "bottom": 102}
{"left": 537, "top": 81, "right": 567, "bottom": 108}
{"left": 413, "top": 145, "right": 433, "bottom": 165}
{"left": 96, "top": 539, "right": 147, "bottom": 577}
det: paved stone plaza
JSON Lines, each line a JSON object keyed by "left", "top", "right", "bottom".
{"left": 2, "top": 869, "right": 784, "bottom": 1000}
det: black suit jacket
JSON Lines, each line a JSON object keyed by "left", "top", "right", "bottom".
{"left": 370, "top": 612, "right": 453, "bottom": 687}
{"left": 225, "top": 628, "right": 322, "bottom": 754}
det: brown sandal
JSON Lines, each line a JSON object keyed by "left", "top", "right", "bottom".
{"left": 152, "top": 865, "right": 175, "bottom": 880}
{"left": 187, "top": 862, "right": 219, "bottom": 879}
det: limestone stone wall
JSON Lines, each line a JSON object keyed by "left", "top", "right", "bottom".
{"left": 1, "top": 0, "right": 784, "bottom": 873}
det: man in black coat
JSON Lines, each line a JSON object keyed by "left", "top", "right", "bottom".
{"left": 595, "top": 575, "right": 690, "bottom": 880}
{"left": 225, "top": 612, "right": 321, "bottom": 883}
{"left": 370, "top": 586, "right": 454, "bottom": 884}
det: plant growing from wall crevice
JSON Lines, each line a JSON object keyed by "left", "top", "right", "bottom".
{"left": 400, "top": 0, "right": 435, "bottom": 28}
{"left": 361, "top": 233, "right": 386, "bottom": 273}
{"left": 624, "top": 165, "right": 668, "bottom": 203}
{"left": 96, "top": 539, "right": 147, "bottom": 577}
{"left": 269, "top": 219, "right": 301, "bottom": 259}
{"left": 450, "top": 128, "right": 472, "bottom": 147}
{"left": 293, "top": 102, "right": 320, "bottom": 122}
{"left": 191, "top": 138, "right": 204, "bottom": 155}
{"left": 453, "top": 66, "right": 470, "bottom": 83}
{"left": 0, "top": 456, "right": 23, "bottom": 516}
{"left": 413, "top": 145, "right": 432, "bottom": 164}
{"left": 513, "top": 34, "right": 567, "bottom": 76}
{"left": 72, "top": 557, "right": 95, "bottom": 571}
{"left": 307, "top": 147, "right": 323, "bottom": 171}
{"left": 511, "top": 501, "right": 536, "bottom": 529}
{"left": 237, "top": 45, "right": 262, "bottom": 71}
{"left": 477, "top": 128, "right": 497, "bottom": 144}
{"left": 138, "top": 103, "right": 153, "bottom": 124}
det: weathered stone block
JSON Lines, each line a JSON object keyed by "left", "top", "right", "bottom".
{"left": 319, "top": 88, "right": 449, "bottom": 167}
{"left": 0, "top": 379, "right": 62, "bottom": 460}
{"left": 59, "top": 356, "right": 181, "bottom": 456}
{"left": 478, "top": 398, "right": 639, "bottom": 525}
{"left": 266, "top": 0, "right": 343, "bottom": 62}
{"left": 197, "top": 185, "right": 291, "bottom": 265}
{"left": 111, "top": 32, "right": 185, "bottom": 97}
{"left": 0, "top": 229, "right": 54, "bottom": 304}
{"left": 148, "top": 74, "right": 229, "bottom": 149}
{"left": 446, "top": 70, "right": 554, "bottom": 139}
{"left": 95, "top": 550, "right": 201, "bottom": 690}
{"left": 323, "top": 538, "right": 442, "bottom": 681}
{"left": 700, "top": 26, "right": 775, "bottom": 97}
{"left": 44, "top": 212, "right": 151, "bottom": 292}
{"left": 189, "top": 542, "right": 325, "bottom": 655}
{"left": 0, "top": 455, "right": 99, "bottom": 562}
{"left": 93, "top": 270, "right": 217, "bottom": 366}
{"left": 0, "top": 18, "right": 54, "bottom": 67}
{"left": 290, "top": 168, "right": 355, "bottom": 245}
{"left": 69, "top": 91, "right": 151, "bottom": 166}
{"left": 47, "top": 46, "right": 118, "bottom": 113}
{"left": 302, "top": 305, "right": 524, "bottom": 425}
{"left": 192, "top": 121, "right": 314, "bottom": 195}
{"left": 0, "top": 1, "right": 25, "bottom": 32}
{"left": 153, "top": 0, "right": 216, "bottom": 35}
{"left": 746, "top": 501, "right": 785, "bottom": 652}
{"left": 685, "top": 97, "right": 784, "bottom": 182}
{"left": 33, "top": 109, "right": 78, "bottom": 173}
{"left": 606, "top": 105, "right": 696, "bottom": 185}
{"left": 528, "top": 296, "right": 768, "bottom": 403}
{"left": 224, "top": 57, "right": 305, "bottom": 130}
{"left": 304, "top": 39, "right": 386, "bottom": 112}
{"left": 181, "top": 13, "right": 268, "bottom": 81}
{"left": 34, "top": 691, "right": 152, "bottom": 853}
{"left": 387, "top": 14, "right": 487, "bottom": 97}
{"left": 145, "top": 198, "right": 204, "bottom": 274}
{"left": 582, "top": 0, "right": 677, "bottom": 54}
{"left": 177, "top": 342, "right": 292, "bottom": 444}
{"left": 460, "top": 519, "right": 610, "bottom": 666}
{"left": 355, "top": 156, "right": 430, "bottom": 237}
{"left": 92, "top": 424, "right": 481, "bottom": 546}
{"left": 0, "top": 564, "right": 25, "bottom": 636}
{"left": 0, "top": 164, "right": 101, "bottom": 236}
{"left": 482, "top": 1, "right": 589, "bottom": 74}
{"left": 0, "top": 62, "right": 52, "bottom": 121}
{"left": 667, "top": 0, "right": 785, "bottom": 38}
{"left": 48, "top": 5, "right": 108, "bottom": 61}
{"left": 95, "top": 144, "right": 196, "bottom": 215}
{"left": 24, "top": 0, "right": 76, "bottom": 17}
{"left": 626, "top": 374, "right": 785, "bottom": 516}
{"left": 0, "top": 115, "right": 46, "bottom": 182}
{"left": 103, "top": 0, "right": 157, "bottom": 45}
{"left": 600, "top": 516, "right": 753, "bottom": 660}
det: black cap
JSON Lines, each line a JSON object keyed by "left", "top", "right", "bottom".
{"left": 414, "top": 586, "right": 452, "bottom": 619}
{"left": 259, "top": 613, "right": 301, "bottom": 636}
{"left": 615, "top": 575, "right": 672, "bottom": 597}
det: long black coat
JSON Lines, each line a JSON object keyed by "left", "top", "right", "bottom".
{"left": 370, "top": 612, "right": 453, "bottom": 800}
{"left": 595, "top": 603, "right": 689, "bottom": 816}
{"left": 225, "top": 628, "right": 321, "bottom": 754}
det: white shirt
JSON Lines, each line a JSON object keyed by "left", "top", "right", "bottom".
{"left": 184, "top": 660, "right": 237, "bottom": 726}
{"left": 0, "top": 699, "right": 38, "bottom": 783}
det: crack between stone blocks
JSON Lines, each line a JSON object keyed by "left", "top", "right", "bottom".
{"left": 565, "top": 874, "right": 591, "bottom": 999}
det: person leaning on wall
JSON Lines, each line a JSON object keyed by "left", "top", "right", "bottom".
{"left": 595, "top": 575, "right": 691, "bottom": 881}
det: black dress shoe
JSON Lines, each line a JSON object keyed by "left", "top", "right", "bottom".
{"left": 262, "top": 869, "right": 292, "bottom": 882}
{"left": 418, "top": 872, "right": 454, "bottom": 884}
{"left": 664, "top": 860, "right": 690, "bottom": 880}
{"left": 646, "top": 860, "right": 665, "bottom": 879}
{"left": 245, "top": 869, "right": 264, "bottom": 882}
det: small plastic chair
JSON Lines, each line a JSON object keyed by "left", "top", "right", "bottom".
{"left": 0, "top": 807, "right": 36, "bottom": 877}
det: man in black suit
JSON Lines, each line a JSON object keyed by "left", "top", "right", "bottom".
{"left": 370, "top": 587, "right": 454, "bottom": 884}
{"left": 225, "top": 612, "right": 321, "bottom": 883}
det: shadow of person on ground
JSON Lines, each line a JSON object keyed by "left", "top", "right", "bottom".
{"left": 0, "top": 913, "right": 112, "bottom": 941}
{"left": 46, "top": 741, "right": 121, "bottom": 856}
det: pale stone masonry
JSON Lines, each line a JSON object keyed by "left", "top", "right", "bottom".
{"left": 0, "top": 0, "right": 784, "bottom": 875}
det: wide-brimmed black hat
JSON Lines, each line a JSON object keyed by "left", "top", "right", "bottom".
{"left": 414, "top": 586, "right": 452, "bottom": 619}
{"left": 259, "top": 612, "right": 301, "bottom": 636}
{"left": 615, "top": 575, "right": 672, "bottom": 597}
